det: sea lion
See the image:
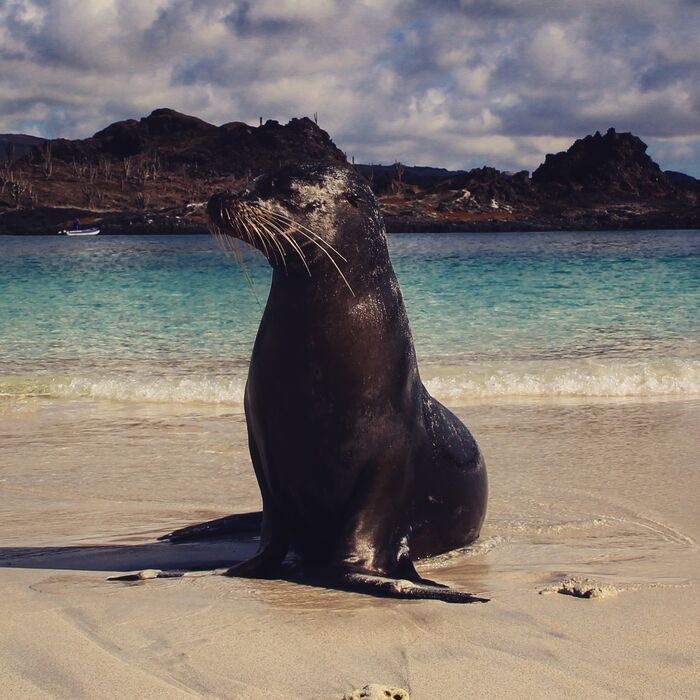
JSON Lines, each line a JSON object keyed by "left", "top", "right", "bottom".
{"left": 164, "top": 164, "right": 488, "bottom": 603}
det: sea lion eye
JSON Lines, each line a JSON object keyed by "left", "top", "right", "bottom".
{"left": 303, "top": 199, "right": 323, "bottom": 212}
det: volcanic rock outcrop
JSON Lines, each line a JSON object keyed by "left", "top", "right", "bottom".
{"left": 50, "top": 108, "right": 346, "bottom": 177}
{"left": 0, "top": 109, "right": 347, "bottom": 233}
{"left": 532, "top": 127, "right": 672, "bottom": 200}
{"left": 0, "top": 112, "right": 697, "bottom": 234}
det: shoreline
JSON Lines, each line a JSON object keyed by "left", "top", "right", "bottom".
{"left": 4, "top": 225, "right": 700, "bottom": 235}
{"left": 0, "top": 207, "right": 698, "bottom": 235}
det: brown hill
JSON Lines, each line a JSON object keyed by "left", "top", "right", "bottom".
{"left": 0, "top": 109, "right": 347, "bottom": 233}
{"left": 0, "top": 112, "right": 697, "bottom": 234}
{"left": 50, "top": 108, "right": 346, "bottom": 176}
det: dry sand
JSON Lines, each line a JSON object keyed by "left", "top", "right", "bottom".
{"left": 1, "top": 397, "right": 699, "bottom": 698}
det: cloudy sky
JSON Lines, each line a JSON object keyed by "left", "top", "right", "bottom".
{"left": 1, "top": 0, "right": 699, "bottom": 175}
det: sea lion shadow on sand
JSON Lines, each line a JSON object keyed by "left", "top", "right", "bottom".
{"left": 0, "top": 538, "right": 258, "bottom": 575}
{"left": 0, "top": 537, "right": 484, "bottom": 604}
{"left": 134, "top": 164, "right": 489, "bottom": 604}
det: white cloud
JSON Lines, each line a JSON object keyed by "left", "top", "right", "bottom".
{"left": 0, "top": 0, "right": 698, "bottom": 175}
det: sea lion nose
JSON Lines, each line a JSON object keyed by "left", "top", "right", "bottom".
{"left": 206, "top": 193, "right": 221, "bottom": 223}
{"left": 206, "top": 191, "right": 236, "bottom": 225}
{"left": 207, "top": 183, "right": 253, "bottom": 217}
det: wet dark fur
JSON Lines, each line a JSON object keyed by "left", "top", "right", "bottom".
{"left": 168, "top": 164, "right": 488, "bottom": 603}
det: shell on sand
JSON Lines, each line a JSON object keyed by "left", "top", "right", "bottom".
{"left": 136, "top": 569, "right": 161, "bottom": 580}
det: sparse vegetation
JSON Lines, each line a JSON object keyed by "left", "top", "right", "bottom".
{"left": 41, "top": 142, "right": 52, "bottom": 179}
{"left": 135, "top": 190, "right": 150, "bottom": 210}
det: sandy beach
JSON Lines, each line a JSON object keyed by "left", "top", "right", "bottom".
{"left": 2, "top": 0, "right": 700, "bottom": 693}
{"left": 2, "top": 396, "right": 698, "bottom": 698}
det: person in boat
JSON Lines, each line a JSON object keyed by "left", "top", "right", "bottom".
{"left": 72, "top": 217, "right": 80, "bottom": 231}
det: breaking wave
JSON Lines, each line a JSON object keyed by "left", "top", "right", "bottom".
{"left": 52, "top": 376, "right": 248, "bottom": 405}
{"left": 422, "top": 358, "right": 700, "bottom": 400}
{"left": 1, "top": 358, "right": 698, "bottom": 406}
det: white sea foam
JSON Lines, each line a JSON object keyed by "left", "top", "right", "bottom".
{"left": 1, "top": 358, "right": 698, "bottom": 406}
{"left": 423, "top": 359, "right": 700, "bottom": 400}
{"left": 50, "top": 376, "right": 247, "bottom": 406}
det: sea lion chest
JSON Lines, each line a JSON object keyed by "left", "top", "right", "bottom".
{"left": 244, "top": 282, "right": 422, "bottom": 518}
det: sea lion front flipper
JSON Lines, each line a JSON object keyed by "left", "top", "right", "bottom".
{"left": 221, "top": 427, "right": 290, "bottom": 577}
{"left": 222, "top": 506, "right": 288, "bottom": 578}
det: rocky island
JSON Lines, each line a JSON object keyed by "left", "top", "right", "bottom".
{"left": 0, "top": 109, "right": 697, "bottom": 234}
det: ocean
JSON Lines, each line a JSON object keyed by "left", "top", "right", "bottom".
{"left": 1, "top": 230, "right": 699, "bottom": 598}
{"left": 1, "top": 230, "right": 699, "bottom": 404}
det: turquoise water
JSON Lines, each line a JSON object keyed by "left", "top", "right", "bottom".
{"left": 1, "top": 231, "right": 699, "bottom": 404}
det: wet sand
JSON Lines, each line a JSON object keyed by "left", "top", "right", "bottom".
{"left": 1, "top": 397, "right": 699, "bottom": 698}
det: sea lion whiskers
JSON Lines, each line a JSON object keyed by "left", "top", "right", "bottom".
{"left": 210, "top": 203, "right": 238, "bottom": 252}
{"left": 257, "top": 207, "right": 353, "bottom": 289}
{"left": 226, "top": 207, "right": 259, "bottom": 260}
{"left": 274, "top": 228, "right": 312, "bottom": 277}
{"left": 215, "top": 196, "right": 347, "bottom": 289}
{"left": 244, "top": 209, "right": 290, "bottom": 273}
{"left": 253, "top": 208, "right": 312, "bottom": 277}
{"left": 257, "top": 208, "right": 354, "bottom": 294}
{"left": 214, "top": 199, "right": 262, "bottom": 262}
{"left": 212, "top": 199, "right": 245, "bottom": 249}
{"left": 260, "top": 207, "right": 349, "bottom": 263}
{"left": 242, "top": 202, "right": 283, "bottom": 266}
{"left": 291, "top": 227, "right": 354, "bottom": 295}
{"left": 239, "top": 204, "right": 272, "bottom": 262}
{"left": 209, "top": 209, "right": 260, "bottom": 303}
{"left": 213, "top": 198, "right": 298, "bottom": 279}
{"left": 220, "top": 200, "right": 245, "bottom": 243}
{"left": 241, "top": 208, "right": 280, "bottom": 269}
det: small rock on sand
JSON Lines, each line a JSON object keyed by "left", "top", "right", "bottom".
{"left": 540, "top": 577, "right": 619, "bottom": 599}
{"left": 343, "top": 683, "right": 409, "bottom": 700}
{"left": 342, "top": 684, "right": 409, "bottom": 700}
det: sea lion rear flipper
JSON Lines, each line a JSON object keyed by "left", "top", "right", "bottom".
{"left": 337, "top": 571, "right": 489, "bottom": 604}
{"left": 158, "top": 511, "right": 263, "bottom": 542}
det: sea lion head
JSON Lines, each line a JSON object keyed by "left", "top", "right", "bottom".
{"left": 207, "top": 164, "right": 388, "bottom": 292}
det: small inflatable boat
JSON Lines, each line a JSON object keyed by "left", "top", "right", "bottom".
{"left": 62, "top": 228, "right": 100, "bottom": 236}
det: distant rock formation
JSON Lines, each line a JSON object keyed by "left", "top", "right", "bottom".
{"left": 49, "top": 108, "right": 347, "bottom": 177}
{"left": 355, "top": 163, "right": 463, "bottom": 195}
{"left": 429, "top": 166, "right": 535, "bottom": 212}
{"left": 0, "top": 113, "right": 698, "bottom": 234}
{"left": 361, "top": 127, "right": 697, "bottom": 231}
{"left": 532, "top": 127, "right": 671, "bottom": 200}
